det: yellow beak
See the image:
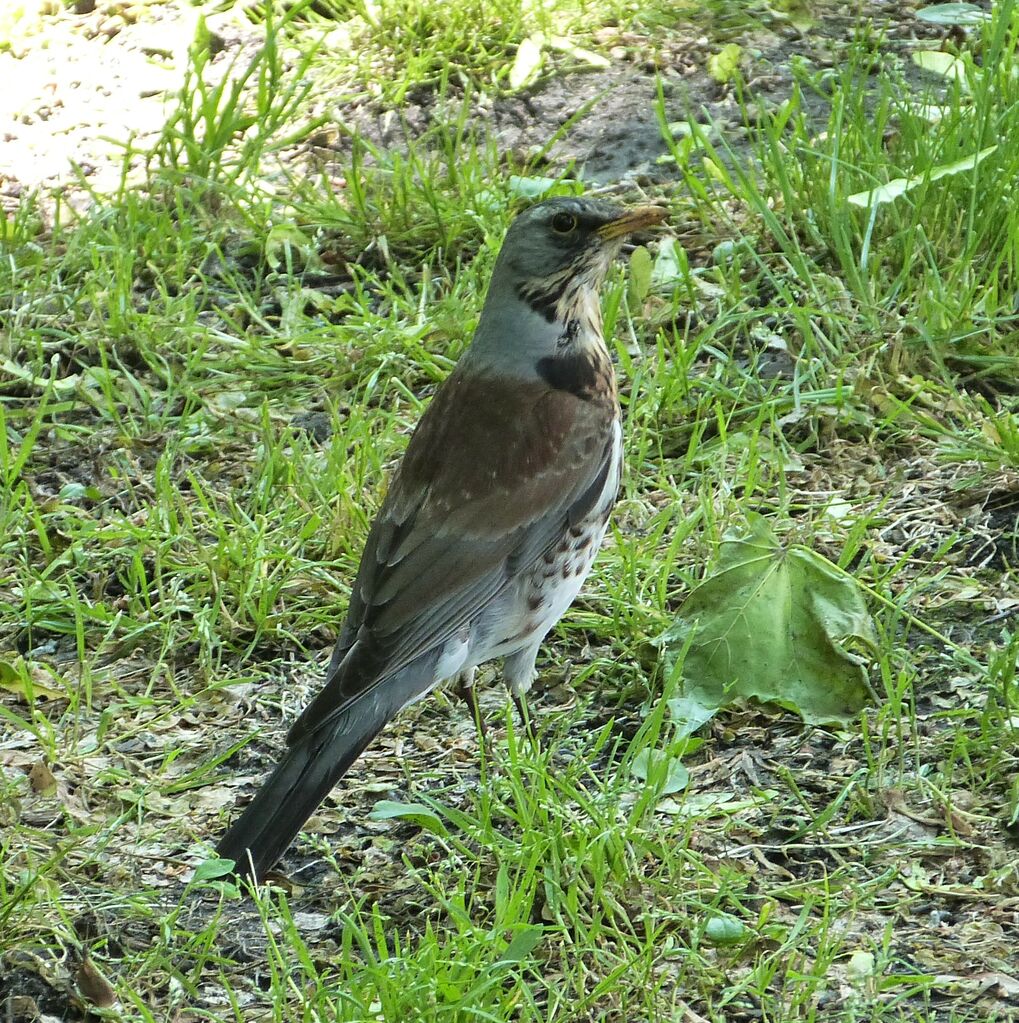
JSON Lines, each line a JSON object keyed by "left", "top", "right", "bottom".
{"left": 596, "top": 205, "right": 669, "bottom": 240}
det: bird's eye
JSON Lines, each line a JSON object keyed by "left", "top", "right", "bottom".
{"left": 550, "top": 211, "right": 578, "bottom": 234}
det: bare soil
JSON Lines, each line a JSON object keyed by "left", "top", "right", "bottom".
{"left": 1, "top": 1, "right": 949, "bottom": 212}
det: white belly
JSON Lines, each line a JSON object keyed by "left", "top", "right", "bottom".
{"left": 467, "top": 418, "right": 622, "bottom": 666}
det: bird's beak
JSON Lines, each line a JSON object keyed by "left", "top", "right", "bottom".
{"left": 596, "top": 205, "right": 668, "bottom": 241}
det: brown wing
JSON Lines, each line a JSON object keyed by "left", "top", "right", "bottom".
{"left": 289, "top": 365, "right": 617, "bottom": 740}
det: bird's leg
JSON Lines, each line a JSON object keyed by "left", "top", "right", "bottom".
{"left": 455, "top": 667, "right": 486, "bottom": 744}
{"left": 504, "top": 644, "right": 541, "bottom": 750}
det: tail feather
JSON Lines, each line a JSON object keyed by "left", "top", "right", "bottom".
{"left": 216, "top": 692, "right": 396, "bottom": 882}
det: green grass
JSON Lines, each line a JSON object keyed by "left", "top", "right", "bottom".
{"left": 244, "top": 0, "right": 690, "bottom": 104}
{"left": 2, "top": 0, "right": 1019, "bottom": 1020}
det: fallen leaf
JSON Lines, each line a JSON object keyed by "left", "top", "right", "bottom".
{"left": 974, "top": 972, "right": 1019, "bottom": 998}
{"left": 846, "top": 949, "right": 876, "bottom": 984}
{"left": 548, "top": 35, "right": 610, "bottom": 68}
{"left": 509, "top": 34, "right": 543, "bottom": 90}
{"left": 76, "top": 956, "right": 116, "bottom": 1008}
{"left": 650, "top": 236, "right": 688, "bottom": 286}
{"left": 28, "top": 761, "right": 57, "bottom": 796}
{"left": 292, "top": 912, "right": 331, "bottom": 931}
{"left": 912, "top": 50, "right": 970, "bottom": 81}
{"left": 657, "top": 789, "right": 780, "bottom": 817}
{"left": 707, "top": 43, "right": 742, "bottom": 84}
{"left": 848, "top": 146, "right": 996, "bottom": 208}
{"left": 916, "top": 3, "right": 990, "bottom": 26}
{"left": 0, "top": 658, "right": 66, "bottom": 702}
{"left": 657, "top": 515, "right": 878, "bottom": 724}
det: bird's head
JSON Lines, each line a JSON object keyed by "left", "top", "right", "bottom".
{"left": 470, "top": 197, "right": 667, "bottom": 371}
{"left": 494, "top": 197, "right": 667, "bottom": 323}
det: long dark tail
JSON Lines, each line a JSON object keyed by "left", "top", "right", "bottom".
{"left": 215, "top": 692, "right": 397, "bottom": 882}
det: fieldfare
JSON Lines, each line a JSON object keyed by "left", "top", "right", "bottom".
{"left": 216, "top": 196, "right": 667, "bottom": 882}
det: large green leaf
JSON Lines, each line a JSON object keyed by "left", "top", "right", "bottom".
{"left": 658, "top": 517, "right": 877, "bottom": 724}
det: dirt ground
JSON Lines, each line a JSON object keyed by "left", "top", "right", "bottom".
{"left": 0, "top": 1, "right": 948, "bottom": 215}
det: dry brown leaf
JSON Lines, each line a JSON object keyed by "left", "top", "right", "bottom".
{"left": 75, "top": 956, "right": 116, "bottom": 1008}
{"left": 28, "top": 761, "right": 57, "bottom": 796}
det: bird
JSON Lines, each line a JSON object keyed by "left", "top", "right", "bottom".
{"left": 215, "top": 195, "right": 667, "bottom": 882}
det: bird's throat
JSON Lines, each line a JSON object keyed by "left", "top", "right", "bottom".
{"left": 535, "top": 335, "right": 616, "bottom": 402}
{"left": 517, "top": 264, "right": 615, "bottom": 402}
{"left": 516, "top": 251, "right": 610, "bottom": 336}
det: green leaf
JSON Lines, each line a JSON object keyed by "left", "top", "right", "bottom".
{"left": 264, "top": 223, "right": 315, "bottom": 270}
{"left": 906, "top": 102, "right": 954, "bottom": 124}
{"left": 666, "top": 695, "right": 717, "bottom": 739}
{"left": 846, "top": 949, "right": 876, "bottom": 983}
{"left": 847, "top": 145, "right": 996, "bottom": 208}
{"left": 627, "top": 246, "right": 653, "bottom": 306}
{"left": 509, "top": 34, "right": 544, "bottom": 90}
{"left": 916, "top": 3, "right": 990, "bottom": 26}
{"left": 506, "top": 175, "right": 584, "bottom": 200}
{"left": 630, "top": 749, "right": 690, "bottom": 795}
{"left": 368, "top": 799, "right": 449, "bottom": 837}
{"left": 657, "top": 516, "right": 878, "bottom": 724}
{"left": 707, "top": 43, "right": 742, "bottom": 84}
{"left": 58, "top": 482, "right": 88, "bottom": 502}
{"left": 192, "top": 857, "right": 238, "bottom": 882}
{"left": 911, "top": 50, "right": 969, "bottom": 82}
{"left": 703, "top": 914, "right": 746, "bottom": 946}
{"left": 771, "top": 0, "right": 815, "bottom": 31}
{"left": 0, "top": 357, "right": 77, "bottom": 393}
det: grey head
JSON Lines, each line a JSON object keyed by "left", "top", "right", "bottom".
{"left": 469, "top": 196, "right": 667, "bottom": 373}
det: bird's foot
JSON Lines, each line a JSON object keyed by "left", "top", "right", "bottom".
{"left": 456, "top": 672, "right": 489, "bottom": 749}
{"left": 512, "top": 692, "right": 540, "bottom": 751}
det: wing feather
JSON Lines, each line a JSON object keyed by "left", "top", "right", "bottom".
{"left": 289, "top": 366, "right": 617, "bottom": 741}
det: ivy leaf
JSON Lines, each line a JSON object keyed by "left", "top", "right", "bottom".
{"left": 658, "top": 516, "right": 878, "bottom": 724}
